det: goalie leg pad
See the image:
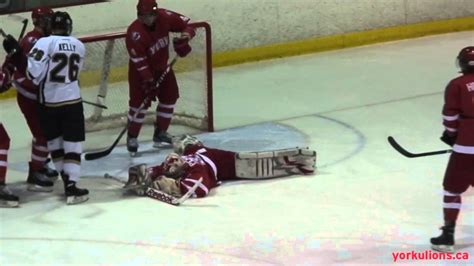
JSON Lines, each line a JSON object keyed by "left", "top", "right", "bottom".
{"left": 235, "top": 147, "right": 316, "bottom": 179}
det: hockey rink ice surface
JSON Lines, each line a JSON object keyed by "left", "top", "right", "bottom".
{"left": 1, "top": 31, "right": 474, "bottom": 265}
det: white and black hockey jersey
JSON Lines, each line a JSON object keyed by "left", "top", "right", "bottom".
{"left": 27, "top": 35, "right": 85, "bottom": 106}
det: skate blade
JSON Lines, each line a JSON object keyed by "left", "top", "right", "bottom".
{"left": 66, "top": 195, "right": 89, "bottom": 205}
{"left": 153, "top": 142, "right": 172, "bottom": 148}
{"left": 0, "top": 200, "right": 19, "bottom": 208}
{"left": 46, "top": 175, "right": 59, "bottom": 182}
{"left": 27, "top": 184, "right": 54, "bottom": 192}
{"left": 431, "top": 244, "right": 454, "bottom": 253}
{"left": 129, "top": 152, "right": 138, "bottom": 157}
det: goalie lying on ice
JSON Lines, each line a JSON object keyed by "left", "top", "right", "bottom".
{"left": 125, "top": 135, "right": 317, "bottom": 198}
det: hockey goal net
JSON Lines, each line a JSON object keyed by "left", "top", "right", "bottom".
{"left": 79, "top": 22, "right": 213, "bottom": 134}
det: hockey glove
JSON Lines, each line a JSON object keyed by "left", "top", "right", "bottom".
{"left": 0, "top": 70, "right": 11, "bottom": 93}
{"left": 143, "top": 79, "right": 157, "bottom": 108}
{"left": 440, "top": 131, "right": 456, "bottom": 147}
{"left": 2, "top": 34, "right": 21, "bottom": 57}
{"left": 173, "top": 37, "right": 192, "bottom": 58}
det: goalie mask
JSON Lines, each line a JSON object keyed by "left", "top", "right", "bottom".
{"left": 163, "top": 153, "right": 187, "bottom": 178}
{"left": 457, "top": 46, "right": 474, "bottom": 73}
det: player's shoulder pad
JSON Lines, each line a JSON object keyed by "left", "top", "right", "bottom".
{"left": 126, "top": 20, "right": 145, "bottom": 42}
{"left": 159, "top": 8, "right": 189, "bottom": 22}
{"left": 21, "top": 31, "right": 40, "bottom": 47}
{"left": 31, "top": 36, "right": 50, "bottom": 50}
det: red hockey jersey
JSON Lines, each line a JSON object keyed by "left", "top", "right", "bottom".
{"left": 442, "top": 73, "right": 474, "bottom": 154}
{"left": 125, "top": 8, "right": 195, "bottom": 81}
{"left": 149, "top": 150, "right": 218, "bottom": 198}
{"left": 7, "top": 29, "right": 43, "bottom": 100}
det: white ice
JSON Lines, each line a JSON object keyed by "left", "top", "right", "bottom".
{"left": 1, "top": 31, "right": 473, "bottom": 265}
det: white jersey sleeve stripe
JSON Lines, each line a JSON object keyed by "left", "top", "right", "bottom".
{"left": 443, "top": 114, "right": 459, "bottom": 121}
{"left": 182, "top": 178, "right": 209, "bottom": 196}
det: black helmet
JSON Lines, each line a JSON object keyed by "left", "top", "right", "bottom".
{"left": 51, "top": 11, "right": 72, "bottom": 36}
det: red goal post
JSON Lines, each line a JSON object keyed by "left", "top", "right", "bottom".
{"left": 79, "top": 22, "right": 213, "bottom": 133}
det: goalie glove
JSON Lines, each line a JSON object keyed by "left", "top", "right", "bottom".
{"left": 172, "top": 134, "right": 203, "bottom": 154}
{"left": 125, "top": 164, "right": 152, "bottom": 196}
{"left": 173, "top": 37, "right": 192, "bottom": 57}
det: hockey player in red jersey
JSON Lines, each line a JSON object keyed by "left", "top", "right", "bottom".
{"left": 125, "top": 0, "right": 195, "bottom": 156}
{"left": 430, "top": 46, "right": 474, "bottom": 253}
{"left": 1, "top": 7, "right": 58, "bottom": 192}
{"left": 0, "top": 71, "right": 19, "bottom": 207}
{"left": 124, "top": 135, "right": 316, "bottom": 199}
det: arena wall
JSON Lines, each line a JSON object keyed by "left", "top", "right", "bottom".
{"left": 0, "top": 0, "right": 473, "bottom": 99}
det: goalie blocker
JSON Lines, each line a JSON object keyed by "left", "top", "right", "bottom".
{"left": 123, "top": 135, "right": 316, "bottom": 201}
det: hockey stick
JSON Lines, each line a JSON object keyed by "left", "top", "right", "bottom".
{"left": 104, "top": 173, "right": 201, "bottom": 206}
{"left": 0, "top": 18, "right": 28, "bottom": 41}
{"left": 387, "top": 136, "right": 452, "bottom": 158}
{"left": 145, "top": 177, "right": 203, "bottom": 206}
{"left": 84, "top": 56, "right": 178, "bottom": 161}
{"left": 83, "top": 99, "right": 107, "bottom": 109}
{"left": 18, "top": 19, "right": 28, "bottom": 40}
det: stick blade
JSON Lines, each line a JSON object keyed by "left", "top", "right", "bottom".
{"left": 387, "top": 136, "right": 416, "bottom": 158}
{"left": 387, "top": 136, "right": 452, "bottom": 158}
{"left": 84, "top": 149, "right": 112, "bottom": 161}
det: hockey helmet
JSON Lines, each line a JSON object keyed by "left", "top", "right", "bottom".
{"left": 137, "top": 0, "right": 158, "bottom": 15}
{"left": 457, "top": 46, "right": 474, "bottom": 73}
{"left": 51, "top": 11, "right": 73, "bottom": 36}
{"left": 31, "top": 6, "right": 54, "bottom": 33}
{"left": 137, "top": 0, "right": 158, "bottom": 26}
{"left": 163, "top": 153, "right": 186, "bottom": 178}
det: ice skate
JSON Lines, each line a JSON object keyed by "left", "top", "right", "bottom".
{"left": 62, "top": 172, "right": 89, "bottom": 205}
{"left": 40, "top": 158, "right": 59, "bottom": 182}
{"left": 27, "top": 169, "right": 54, "bottom": 192}
{"left": 153, "top": 129, "right": 173, "bottom": 148}
{"left": 127, "top": 135, "right": 139, "bottom": 157}
{"left": 0, "top": 185, "right": 19, "bottom": 208}
{"left": 430, "top": 225, "right": 455, "bottom": 253}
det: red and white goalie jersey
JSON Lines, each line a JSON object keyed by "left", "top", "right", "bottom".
{"left": 144, "top": 143, "right": 316, "bottom": 199}
{"left": 148, "top": 145, "right": 237, "bottom": 198}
